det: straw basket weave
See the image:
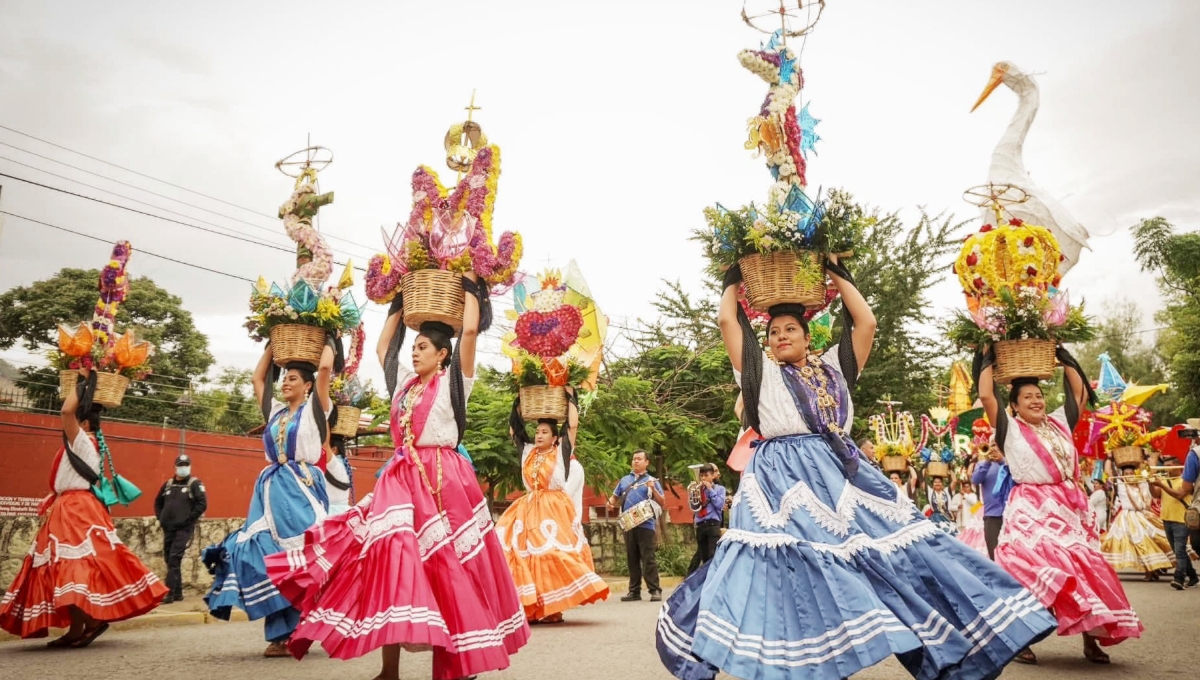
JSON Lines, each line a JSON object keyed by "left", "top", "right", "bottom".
{"left": 1112, "top": 446, "right": 1146, "bottom": 469}
{"left": 925, "top": 461, "right": 951, "bottom": 479}
{"left": 402, "top": 270, "right": 464, "bottom": 332}
{"left": 331, "top": 406, "right": 361, "bottom": 438}
{"left": 519, "top": 385, "right": 568, "bottom": 422}
{"left": 992, "top": 338, "right": 1057, "bottom": 385}
{"left": 60, "top": 370, "right": 130, "bottom": 408}
{"left": 740, "top": 250, "right": 825, "bottom": 312}
{"left": 269, "top": 324, "right": 327, "bottom": 368}
{"left": 881, "top": 455, "right": 908, "bottom": 473}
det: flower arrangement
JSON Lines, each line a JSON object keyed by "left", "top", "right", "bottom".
{"left": 508, "top": 354, "right": 591, "bottom": 390}
{"left": 504, "top": 269, "right": 590, "bottom": 388}
{"left": 365, "top": 144, "right": 522, "bottom": 304}
{"left": 918, "top": 408, "right": 958, "bottom": 469}
{"left": 246, "top": 173, "right": 360, "bottom": 342}
{"left": 55, "top": 241, "right": 155, "bottom": 379}
{"left": 331, "top": 375, "right": 382, "bottom": 410}
{"left": 947, "top": 215, "right": 1095, "bottom": 350}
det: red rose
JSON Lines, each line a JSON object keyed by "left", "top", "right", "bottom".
{"left": 973, "top": 277, "right": 984, "bottom": 289}
{"left": 1026, "top": 266, "right": 1037, "bottom": 276}
{"left": 1008, "top": 218, "right": 1023, "bottom": 226}
{"left": 966, "top": 253, "right": 978, "bottom": 266}
{"left": 980, "top": 224, "right": 993, "bottom": 233}
{"left": 1059, "top": 254, "right": 1065, "bottom": 262}
{"left": 1022, "top": 236, "right": 1034, "bottom": 247}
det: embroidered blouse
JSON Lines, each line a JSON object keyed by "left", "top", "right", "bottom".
{"left": 733, "top": 347, "right": 854, "bottom": 439}
{"left": 266, "top": 399, "right": 332, "bottom": 465}
{"left": 53, "top": 431, "right": 101, "bottom": 494}
{"left": 393, "top": 364, "right": 476, "bottom": 448}
{"left": 997, "top": 411, "right": 1075, "bottom": 486}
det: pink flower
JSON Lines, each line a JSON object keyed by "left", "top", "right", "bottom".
{"left": 1043, "top": 291, "right": 1069, "bottom": 327}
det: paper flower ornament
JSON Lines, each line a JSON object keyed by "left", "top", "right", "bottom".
{"left": 58, "top": 323, "right": 95, "bottom": 358}
{"left": 955, "top": 217, "right": 1063, "bottom": 301}
{"left": 113, "top": 330, "right": 154, "bottom": 369}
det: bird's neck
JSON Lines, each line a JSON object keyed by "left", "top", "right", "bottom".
{"left": 992, "top": 80, "right": 1039, "bottom": 167}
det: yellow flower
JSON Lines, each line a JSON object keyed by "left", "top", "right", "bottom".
{"left": 315, "top": 297, "right": 341, "bottom": 321}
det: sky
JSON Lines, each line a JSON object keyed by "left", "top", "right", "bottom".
{"left": 1, "top": 0, "right": 1196, "bottom": 396}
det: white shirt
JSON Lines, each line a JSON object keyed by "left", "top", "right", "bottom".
{"left": 394, "top": 365, "right": 476, "bottom": 447}
{"left": 326, "top": 455, "right": 351, "bottom": 508}
{"left": 54, "top": 430, "right": 101, "bottom": 493}
{"left": 267, "top": 399, "right": 332, "bottom": 465}
{"left": 733, "top": 347, "right": 854, "bottom": 439}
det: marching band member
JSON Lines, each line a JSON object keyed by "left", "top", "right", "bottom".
{"left": 686, "top": 463, "right": 726, "bottom": 575}
{"left": 607, "top": 451, "right": 665, "bottom": 602}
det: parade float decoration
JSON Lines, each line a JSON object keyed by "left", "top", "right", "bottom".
{"left": 502, "top": 262, "right": 606, "bottom": 421}
{"left": 694, "top": 7, "right": 862, "bottom": 315}
{"left": 947, "top": 185, "right": 1094, "bottom": 384}
{"left": 970, "top": 61, "right": 1091, "bottom": 274}
{"left": 56, "top": 241, "right": 155, "bottom": 408}
{"left": 329, "top": 372, "right": 383, "bottom": 438}
{"left": 246, "top": 144, "right": 362, "bottom": 367}
{"left": 365, "top": 93, "right": 522, "bottom": 331}
{"left": 1073, "top": 353, "right": 1170, "bottom": 469}
{"left": 869, "top": 398, "right": 917, "bottom": 474}
{"left": 918, "top": 387, "right": 968, "bottom": 480}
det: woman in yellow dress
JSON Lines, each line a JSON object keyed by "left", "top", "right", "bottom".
{"left": 496, "top": 388, "right": 609, "bottom": 624}
{"left": 1100, "top": 467, "right": 1175, "bottom": 578}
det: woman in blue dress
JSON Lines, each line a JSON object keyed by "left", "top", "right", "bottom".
{"left": 205, "top": 342, "right": 335, "bottom": 657}
{"left": 656, "top": 257, "right": 1057, "bottom": 680}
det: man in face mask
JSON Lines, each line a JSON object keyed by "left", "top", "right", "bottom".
{"left": 154, "top": 454, "right": 207, "bottom": 604}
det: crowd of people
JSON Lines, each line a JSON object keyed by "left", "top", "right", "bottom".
{"left": 3, "top": 260, "right": 1199, "bottom": 680}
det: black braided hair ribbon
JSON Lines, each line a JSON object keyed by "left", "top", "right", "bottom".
{"left": 823, "top": 258, "right": 860, "bottom": 391}
{"left": 384, "top": 294, "right": 406, "bottom": 398}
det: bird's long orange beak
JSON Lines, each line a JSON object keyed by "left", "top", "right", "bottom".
{"left": 971, "top": 65, "right": 1007, "bottom": 112}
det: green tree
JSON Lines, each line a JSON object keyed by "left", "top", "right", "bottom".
{"left": 463, "top": 369, "right": 524, "bottom": 511}
{"left": 193, "top": 368, "right": 261, "bottom": 434}
{"left": 1072, "top": 301, "right": 1177, "bottom": 425}
{"left": 0, "top": 268, "right": 214, "bottom": 422}
{"left": 1132, "top": 217, "right": 1200, "bottom": 418}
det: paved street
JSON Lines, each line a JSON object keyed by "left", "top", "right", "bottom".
{"left": 2, "top": 576, "right": 1194, "bottom": 679}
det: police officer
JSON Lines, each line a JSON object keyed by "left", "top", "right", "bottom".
{"left": 154, "top": 454, "right": 207, "bottom": 604}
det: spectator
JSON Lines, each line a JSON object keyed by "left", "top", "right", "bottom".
{"left": 154, "top": 454, "right": 207, "bottom": 604}
{"left": 1153, "top": 440, "right": 1200, "bottom": 590}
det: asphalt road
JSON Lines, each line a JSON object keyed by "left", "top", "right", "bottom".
{"left": 2, "top": 576, "right": 1194, "bottom": 679}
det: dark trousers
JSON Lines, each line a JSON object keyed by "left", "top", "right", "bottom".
{"left": 1164, "top": 521, "right": 1199, "bottom": 585}
{"left": 625, "top": 527, "right": 660, "bottom": 595}
{"left": 162, "top": 524, "right": 195, "bottom": 597}
{"left": 687, "top": 521, "right": 722, "bottom": 575}
{"left": 984, "top": 516, "right": 1004, "bottom": 561}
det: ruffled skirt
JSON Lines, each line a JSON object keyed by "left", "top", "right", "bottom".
{"left": 996, "top": 482, "right": 1143, "bottom": 643}
{"left": 958, "top": 505, "right": 987, "bottom": 556}
{"left": 0, "top": 491, "right": 167, "bottom": 638}
{"left": 494, "top": 488, "right": 609, "bottom": 620}
{"left": 656, "top": 434, "right": 1056, "bottom": 680}
{"left": 1100, "top": 507, "right": 1175, "bottom": 572}
{"left": 264, "top": 446, "right": 529, "bottom": 680}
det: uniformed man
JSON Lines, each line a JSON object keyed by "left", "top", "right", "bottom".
{"left": 154, "top": 454, "right": 207, "bottom": 604}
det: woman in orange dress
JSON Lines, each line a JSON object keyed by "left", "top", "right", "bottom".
{"left": 496, "top": 389, "right": 609, "bottom": 623}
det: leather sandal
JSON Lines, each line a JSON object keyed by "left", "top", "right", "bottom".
{"left": 1014, "top": 648, "right": 1037, "bottom": 664}
{"left": 70, "top": 622, "right": 109, "bottom": 648}
{"left": 263, "top": 641, "right": 291, "bottom": 658}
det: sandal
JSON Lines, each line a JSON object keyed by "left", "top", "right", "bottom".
{"left": 542, "top": 613, "right": 564, "bottom": 624}
{"left": 70, "top": 622, "right": 109, "bottom": 649}
{"left": 1083, "top": 637, "right": 1111, "bottom": 664}
{"left": 46, "top": 634, "right": 82, "bottom": 649}
{"left": 1014, "top": 649, "right": 1037, "bottom": 665}
{"left": 263, "top": 641, "right": 291, "bottom": 658}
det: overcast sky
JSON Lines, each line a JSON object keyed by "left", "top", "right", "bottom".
{"left": 1, "top": 0, "right": 1196, "bottom": 394}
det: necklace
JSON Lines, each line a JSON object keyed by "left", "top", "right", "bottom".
{"left": 530, "top": 445, "right": 554, "bottom": 490}
{"left": 1028, "top": 418, "right": 1073, "bottom": 480}
{"left": 275, "top": 407, "right": 297, "bottom": 465}
{"left": 790, "top": 355, "right": 843, "bottom": 435}
{"left": 399, "top": 382, "right": 446, "bottom": 516}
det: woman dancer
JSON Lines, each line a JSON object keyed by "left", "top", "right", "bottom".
{"left": 979, "top": 354, "right": 1142, "bottom": 664}
{"left": 657, "top": 258, "right": 1056, "bottom": 680}
{"left": 956, "top": 478, "right": 987, "bottom": 555}
{"left": 265, "top": 274, "right": 528, "bottom": 680}
{"left": 496, "top": 389, "right": 609, "bottom": 624}
{"left": 924, "top": 476, "right": 957, "bottom": 534}
{"left": 0, "top": 369, "right": 167, "bottom": 645}
{"left": 1100, "top": 468, "right": 1175, "bottom": 579}
{"left": 204, "top": 343, "right": 334, "bottom": 657}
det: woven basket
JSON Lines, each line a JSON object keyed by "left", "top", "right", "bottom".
{"left": 61, "top": 371, "right": 130, "bottom": 408}
{"left": 519, "top": 385, "right": 568, "bottom": 422}
{"left": 740, "top": 250, "right": 825, "bottom": 312}
{"left": 402, "top": 270, "right": 464, "bottom": 332}
{"left": 331, "top": 406, "right": 361, "bottom": 438}
{"left": 881, "top": 455, "right": 908, "bottom": 473}
{"left": 993, "top": 339, "right": 1057, "bottom": 385}
{"left": 269, "top": 324, "right": 327, "bottom": 368}
{"left": 1112, "top": 446, "right": 1145, "bottom": 469}
{"left": 925, "top": 461, "right": 951, "bottom": 479}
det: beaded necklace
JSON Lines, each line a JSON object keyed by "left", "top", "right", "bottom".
{"left": 273, "top": 404, "right": 314, "bottom": 486}
{"left": 400, "top": 381, "right": 445, "bottom": 516}
{"left": 529, "top": 445, "right": 554, "bottom": 491}
{"left": 788, "top": 354, "right": 844, "bottom": 435}
{"left": 1027, "top": 417, "right": 1073, "bottom": 481}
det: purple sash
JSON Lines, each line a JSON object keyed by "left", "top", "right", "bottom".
{"left": 778, "top": 361, "right": 859, "bottom": 478}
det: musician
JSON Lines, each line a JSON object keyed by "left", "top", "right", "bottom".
{"left": 607, "top": 450, "right": 665, "bottom": 602}
{"left": 686, "top": 464, "right": 726, "bottom": 575}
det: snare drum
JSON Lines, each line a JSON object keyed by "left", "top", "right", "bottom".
{"left": 618, "top": 500, "right": 656, "bottom": 532}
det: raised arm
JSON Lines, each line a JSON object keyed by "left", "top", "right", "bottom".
{"left": 459, "top": 273, "right": 480, "bottom": 379}
{"left": 978, "top": 360, "right": 1000, "bottom": 429}
{"left": 316, "top": 342, "right": 335, "bottom": 413}
{"left": 377, "top": 306, "right": 403, "bottom": 368}
{"left": 1062, "top": 359, "right": 1087, "bottom": 427}
{"left": 60, "top": 366, "right": 88, "bottom": 442}
{"left": 718, "top": 279, "right": 744, "bottom": 373}
{"left": 827, "top": 255, "right": 876, "bottom": 373}
{"left": 252, "top": 344, "right": 273, "bottom": 406}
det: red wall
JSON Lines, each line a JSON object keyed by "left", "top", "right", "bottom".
{"left": 0, "top": 411, "right": 383, "bottom": 518}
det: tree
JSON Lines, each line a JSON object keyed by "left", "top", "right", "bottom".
{"left": 463, "top": 369, "right": 525, "bottom": 511}
{"left": 0, "top": 269, "right": 214, "bottom": 422}
{"left": 193, "top": 368, "right": 261, "bottom": 435}
{"left": 1132, "top": 217, "right": 1200, "bottom": 419}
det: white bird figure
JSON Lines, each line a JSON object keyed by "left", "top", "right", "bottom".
{"left": 972, "top": 61, "right": 1091, "bottom": 274}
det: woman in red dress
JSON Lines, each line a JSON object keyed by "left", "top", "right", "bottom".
{"left": 0, "top": 368, "right": 167, "bottom": 646}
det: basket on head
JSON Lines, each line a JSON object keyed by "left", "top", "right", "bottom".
{"left": 881, "top": 455, "right": 908, "bottom": 473}
{"left": 402, "top": 270, "right": 464, "bottom": 332}
{"left": 61, "top": 371, "right": 130, "bottom": 408}
{"left": 269, "top": 324, "right": 327, "bottom": 368}
{"left": 1112, "top": 446, "right": 1146, "bottom": 470}
{"left": 993, "top": 339, "right": 1057, "bottom": 385}
{"left": 740, "top": 250, "right": 825, "bottom": 312}
{"left": 331, "top": 405, "right": 361, "bottom": 438}
{"left": 519, "top": 385, "right": 568, "bottom": 422}
{"left": 925, "top": 461, "right": 951, "bottom": 479}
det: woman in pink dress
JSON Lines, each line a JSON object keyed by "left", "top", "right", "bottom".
{"left": 264, "top": 274, "right": 528, "bottom": 680}
{"left": 978, "top": 350, "right": 1142, "bottom": 665}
